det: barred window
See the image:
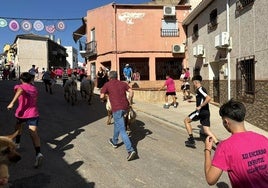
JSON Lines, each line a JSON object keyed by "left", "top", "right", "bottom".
{"left": 236, "top": 56, "right": 255, "bottom": 103}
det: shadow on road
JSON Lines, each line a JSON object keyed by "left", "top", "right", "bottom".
{"left": 0, "top": 80, "right": 107, "bottom": 188}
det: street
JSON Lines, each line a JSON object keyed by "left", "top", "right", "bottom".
{"left": 0, "top": 80, "right": 231, "bottom": 188}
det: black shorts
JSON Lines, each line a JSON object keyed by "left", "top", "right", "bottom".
{"left": 188, "top": 110, "right": 210, "bottom": 126}
{"left": 166, "top": 92, "right": 176, "bottom": 96}
{"left": 16, "top": 117, "right": 39, "bottom": 126}
{"left": 181, "top": 85, "right": 190, "bottom": 91}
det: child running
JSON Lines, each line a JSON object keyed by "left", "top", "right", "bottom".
{"left": 7, "top": 72, "right": 43, "bottom": 168}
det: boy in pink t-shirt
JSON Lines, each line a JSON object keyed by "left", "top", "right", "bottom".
{"left": 159, "top": 74, "right": 178, "bottom": 108}
{"left": 204, "top": 99, "right": 268, "bottom": 187}
{"left": 7, "top": 72, "right": 43, "bottom": 168}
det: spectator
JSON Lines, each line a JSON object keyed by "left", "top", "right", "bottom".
{"left": 97, "top": 67, "right": 106, "bottom": 89}
{"left": 28, "top": 65, "right": 36, "bottom": 79}
{"left": 123, "top": 64, "right": 133, "bottom": 82}
{"left": 132, "top": 69, "right": 140, "bottom": 81}
{"left": 204, "top": 99, "right": 268, "bottom": 187}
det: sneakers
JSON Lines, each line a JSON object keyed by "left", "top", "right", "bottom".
{"left": 109, "top": 139, "right": 118, "bottom": 148}
{"left": 127, "top": 151, "right": 136, "bottom": 161}
{"left": 34, "top": 153, "right": 44, "bottom": 168}
{"left": 185, "top": 138, "right": 196, "bottom": 148}
{"left": 163, "top": 104, "right": 169, "bottom": 109}
{"left": 173, "top": 102, "right": 178, "bottom": 108}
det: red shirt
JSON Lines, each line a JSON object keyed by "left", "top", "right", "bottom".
{"left": 101, "top": 79, "right": 130, "bottom": 112}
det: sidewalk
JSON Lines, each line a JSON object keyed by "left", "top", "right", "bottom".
{"left": 94, "top": 88, "right": 268, "bottom": 140}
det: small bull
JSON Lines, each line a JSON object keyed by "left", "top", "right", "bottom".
{"left": 105, "top": 96, "right": 136, "bottom": 135}
{"left": 80, "top": 76, "right": 95, "bottom": 105}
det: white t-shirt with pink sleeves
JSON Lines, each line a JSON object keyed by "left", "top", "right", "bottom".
{"left": 14, "top": 83, "right": 39, "bottom": 119}
{"left": 212, "top": 131, "right": 268, "bottom": 188}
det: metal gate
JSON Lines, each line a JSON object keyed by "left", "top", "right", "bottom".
{"left": 213, "top": 76, "right": 220, "bottom": 103}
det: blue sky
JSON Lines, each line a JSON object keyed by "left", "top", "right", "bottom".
{"left": 0, "top": 0, "right": 148, "bottom": 62}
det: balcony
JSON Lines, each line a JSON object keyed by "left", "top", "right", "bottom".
{"left": 161, "top": 29, "right": 179, "bottom": 37}
{"left": 79, "top": 40, "right": 97, "bottom": 58}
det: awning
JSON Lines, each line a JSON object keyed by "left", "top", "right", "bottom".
{"left": 72, "top": 17, "right": 87, "bottom": 43}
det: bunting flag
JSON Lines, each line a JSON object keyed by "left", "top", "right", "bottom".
{"left": 0, "top": 17, "right": 78, "bottom": 34}
{"left": 45, "top": 25, "right": 56, "bottom": 33}
{"left": 56, "top": 21, "right": 65, "bottom": 31}
{"left": 9, "top": 20, "right": 20, "bottom": 31}
{"left": 0, "top": 18, "right": 7, "bottom": 27}
{"left": 21, "top": 20, "right": 32, "bottom": 32}
{"left": 33, "top": 20, "right": 44, "bottom": 31}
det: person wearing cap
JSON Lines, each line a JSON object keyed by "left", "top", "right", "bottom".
{"left": 100, "top": 71, "right": 136, "bottom": 161}
{"left": 184, "top": 75, "right": 219, "bottom": 148}
{"left": 123, "top": 64, "right": 133, "bottom": 82}
{"left": 204, "top": 99, "right": 268, "bottom": 187}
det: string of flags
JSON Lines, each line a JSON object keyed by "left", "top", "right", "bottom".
{"left": 0, "top": 17, "right": 79, "bottom": 34}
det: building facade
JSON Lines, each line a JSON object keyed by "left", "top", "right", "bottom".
{"left": 74, "top": 2, "right": 191, "bottom": 87}
{"left": 183, "top": 0, "right": 268, "bottom": 131}
{"left": 12, "top": 34, "right": 67, "bottom": 75}
{"left": 65, "top": 46, "right": 78, "bottom": 69}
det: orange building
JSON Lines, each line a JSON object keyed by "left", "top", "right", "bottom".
{"left": 74, "top": 2, "right": 191, "bottom": 86}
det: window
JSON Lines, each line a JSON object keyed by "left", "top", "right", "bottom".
{"left": 236, "top": 56, "right": 255, "bottom": 103}
{"left": 192, "top": 24, "right": 199, "bottom": 41}
{"left": 161, "top": 19, "right": 179, "bottom": 37}
{"left": 236, "top": 0, "right": 255, "bottom": 12}
{"left": 208, "top": 9, "right": 217, "bottom": 32}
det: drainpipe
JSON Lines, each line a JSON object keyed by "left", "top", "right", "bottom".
{"left": 113, "top": 3, "right": 118, "bottom": 72}
{"left": 226, "top": 0, "right": 231, "bottom": 100}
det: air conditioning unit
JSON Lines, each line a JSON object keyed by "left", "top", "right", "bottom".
{"left": 197, "top": 45, "right": 204, "bottom": 56}
{"left": 215, "top": 32, "right": 229, "bottom": 48}
{"left": 172, "top": 44, "right": 185, "bottom": 53}
{"left": 193, "top": 46, "right": 197, "bottom": 56}
{"left": 163, "top": 6, "right": 176, "bottom": 16}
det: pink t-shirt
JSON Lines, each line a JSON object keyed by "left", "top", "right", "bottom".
{"left": 14, "top": 83, "right": 39, "bottom": 119}
{"left": 212, "top": 131, "right": 268, "bottom": 188}
{"left": 165, "top": 77, "right": 176, "bottom": 92}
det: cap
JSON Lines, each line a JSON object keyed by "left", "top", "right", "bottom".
{"left": 125, "top": 64, "right": 129, "bottom": 67}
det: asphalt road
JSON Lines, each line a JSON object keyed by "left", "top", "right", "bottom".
{"left": 0, "top": 80, "right": 231, "bottom": 188}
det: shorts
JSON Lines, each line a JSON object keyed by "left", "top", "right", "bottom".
{"left": 181, "top": 85, "right": 190, "bottom": 91}
{"left": 16, "top": 117, "right": 39, "bottom": 126}
{"left": 166, "top": 92, "right": 176, "bottom": 96}
{"left": 43, "top": 79, "right": 52, "bottom": 85}
{"left": 188, "top": 110, "right": 210, "bottom": 126}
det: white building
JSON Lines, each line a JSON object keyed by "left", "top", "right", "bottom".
{"left": 65, "top": 46, "right": 78, "bottom": 69}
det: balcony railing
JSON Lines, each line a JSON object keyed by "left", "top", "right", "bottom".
{"left": 161, "top": 29, "right": 179, "bottom": 37}
{"left": 80, "top": 40, "right": 97, "bottom": 58}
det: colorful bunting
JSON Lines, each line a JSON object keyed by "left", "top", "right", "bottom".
{"left": 0, "top": 17, "right": 74, "bottom": 34}
{"left": 33, "top": 20, "right": 44, "bottom": 31}
{"left": 21, "top": 20, "right": 32, "bottom": 32}
{"left": 56, "top": 21, "right": 65, "bottom": 31}
{"left": 9, "top": 20, "right": 20, "bottom": 31}
{"left": 45, "top": 25, "right": 56, "bottom": 34}
{"left": 0, "top": 18, "right": 7, "bottom": 27}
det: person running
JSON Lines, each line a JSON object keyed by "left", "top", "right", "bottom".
{"left": 100, "top": 71, "right": 136, "bottom": 161}
{"left": 7, "top": 72, "right": 43, "bottom": 168}
{"left": 184, "top": 75, "right": 219, "bottom": 148}
{"left": 42, "top": 69, "right": 53, "bottom": 94}
{"left": 204, "top": 99, "right": 268, "bottom": 187}
{"left": 159, "top": 73, "right": 178, "bottom": 109}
